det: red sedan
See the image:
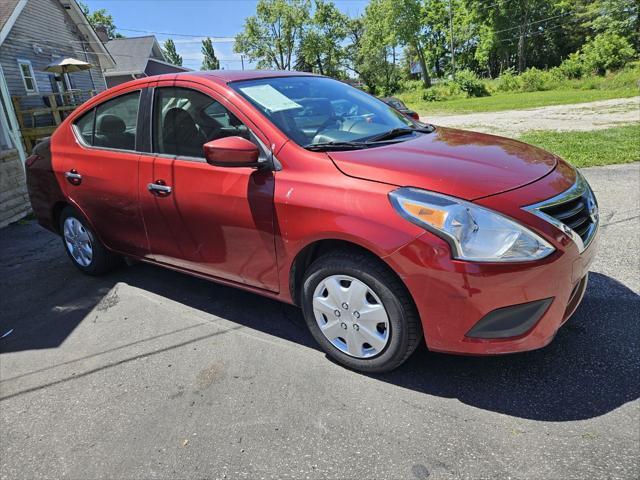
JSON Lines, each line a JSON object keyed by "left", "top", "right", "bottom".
{"left": 26, "top": 71, "right": 599, "bottom": 372}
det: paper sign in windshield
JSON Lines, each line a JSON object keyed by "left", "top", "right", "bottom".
{"left": 240, "top": 84, "right": 302, "bottom": 112}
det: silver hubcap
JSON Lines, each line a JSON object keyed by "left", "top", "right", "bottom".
{"left": 63, "top": 217, "right": 93, "bottom": 267}
{"left": 312, "top": 275, "right": 390, "bottom": 359}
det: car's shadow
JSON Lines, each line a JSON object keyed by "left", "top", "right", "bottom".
{"left": 1, "top": 223, "right": 638, "bottom": 422}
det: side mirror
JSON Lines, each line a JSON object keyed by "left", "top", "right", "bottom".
{"left": 203, "top": 136, "right": 260, "bottom": 167}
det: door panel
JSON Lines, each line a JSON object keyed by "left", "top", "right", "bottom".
{"left": 139, "top": 157, "right": 278, "bottom": 290}
{"left": 139, "top": 82, "right": 279, "bottom": 291}
{"left": 62, "top": 89, "right": 147, "bottom": 257}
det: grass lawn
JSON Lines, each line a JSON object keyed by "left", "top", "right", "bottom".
{"left": 518, "top": 124, "right": 640, "bottom": 168}
{"left": 400, "top": 88, "right": 639, "bottom": 115}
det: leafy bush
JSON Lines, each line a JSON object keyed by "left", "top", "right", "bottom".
{"left": 582, "top": 32, "right": 636, "bottom": 75}
{"left": 519, "top": 67, "right": 550, "bottom": 92}
{"left": 399, "top": 79, "right": 425, "bottom": 92}
{"left": 558, "top": 52, "right": 585, "bottom": 79}
{"left": 496, "top": 68, "right": 521, "bottom": 92}
{"left": 437, "top": 79, "right": 463, "bottom": 96}
{"left": 602, "top": 62, "right": 640, "bottom": 89}
{"left": 547, "top": 66, "right": 567, "bottom": 83}
{"left": 421, "top": 88, "right": 441, "bottom": 102}
{"left": 453, "top": 69, "right": 489, "bottom": 97}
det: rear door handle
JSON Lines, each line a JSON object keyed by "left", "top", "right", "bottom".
{"left": 64, "top": 169, "right": 82, "bottom": 185}
{"left": 147, "top": 180, "right": 172, "bottom": 196}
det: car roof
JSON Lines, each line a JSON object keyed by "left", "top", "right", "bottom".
{"left": 150, "top": 70, "right": 319, "bottom": 85}
{"left": 73, "top": 70, "right": 324, "bottom": 116}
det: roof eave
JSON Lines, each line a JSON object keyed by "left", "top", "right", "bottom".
{"left": 146, "top": 57, "right": 191, "bottom": 72}
{"left": 59, "top": 0, "right": 116, "bottom": 70}
{"left": 0, "top": 0, "right": 28, "bottom": 46}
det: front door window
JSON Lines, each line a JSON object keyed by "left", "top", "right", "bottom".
{"left": 152, "top": 87, "right": 250, "bottom": 158}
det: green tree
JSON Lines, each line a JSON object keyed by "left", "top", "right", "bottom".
{"left": 298, "top": 0, "right": 349, "bottom": 77}
{"left": 347, "top": 5, "right": 399, "bottom": 94}
{"left": 163, "top": 39, "right": 183, "bottom": 66}
{"left": 465, "top": 0, "right": 560, "bottom": 74}
{"left": 201, "top": 37, "right": 220, "bottom": 70}
{"left": 234, "top": 0, "right": 310, "bottom": 70}
{"left": 343, "top": 17, "right": 364, "bottom": 76}
{"left": 362, "top": 0, "right": 456, "bottom": 89}
{"left": 79, "top": 2, "right": 123, "bottom": 39}
{"left": 581, "top": 32, "right": 635, "bottom": 74}
{"left": 578, "top": 0, "right": 639, "bottom": 50}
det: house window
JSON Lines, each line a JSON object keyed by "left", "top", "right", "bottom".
{"left": 17, "top": 59, "right": 38, "bottom": 94}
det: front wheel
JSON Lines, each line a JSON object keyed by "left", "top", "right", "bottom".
{"left": 59, "top": 206, "right": 121, "bottom": 275}
{"left": 301, "top": 249, "right": 422, "bottom": 373}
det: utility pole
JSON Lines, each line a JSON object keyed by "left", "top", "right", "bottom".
{"left": 448, "top": 0, "right": 455, "bottom": 74}
{"left": 241, "top": 54, "right": 245, "bottom": 71}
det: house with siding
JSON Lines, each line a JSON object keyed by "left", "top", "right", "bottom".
{"left": 0, "top": 0, "right": 114, "bottom": 227}
{"left": 103, "top": 35, "right": 189, "bottom": 88}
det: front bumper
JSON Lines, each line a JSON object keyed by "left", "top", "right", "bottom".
{"left": 387, "top": 229, "right": 597, "bottom": 354}
{"left": 385, "top": 168, "right": 599, "bottom": 355}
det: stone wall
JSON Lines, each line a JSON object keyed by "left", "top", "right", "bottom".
{"left": 0, "top": 149, "right": 31, "bottom": 227}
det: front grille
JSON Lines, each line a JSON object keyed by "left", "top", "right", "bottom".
{"left": 524, "top": 172, "right": 599, "bottom": 253}
{"left": 539, "top": 194, "right": 593, "bottom": 243}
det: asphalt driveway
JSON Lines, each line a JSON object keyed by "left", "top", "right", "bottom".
{"left": 1, "top": 163, "right": 638, "bottom": 480}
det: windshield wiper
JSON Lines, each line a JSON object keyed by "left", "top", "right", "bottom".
{"left": 304, "top": 141, "right": 373, "bottom": 151}
{"left": 305, "top": 124, "right": 435, "bottom": 151}
{"left": 366, "top": 125, "right": 433, "bottom": 143}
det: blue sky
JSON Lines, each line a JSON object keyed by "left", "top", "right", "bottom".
{"left": 84, "top": 0, "right": 369, "bottom": 71}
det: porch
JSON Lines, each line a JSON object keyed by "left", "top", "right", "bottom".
{"left": 11, "top": 89, "right": 95, "bottom": 151}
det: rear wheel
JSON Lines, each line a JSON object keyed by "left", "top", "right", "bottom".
{"left": 59, "top": 206, "right": 120, "bottom": 275}
{"left": 301, "top": 249, "right": 422, "bottom": 373}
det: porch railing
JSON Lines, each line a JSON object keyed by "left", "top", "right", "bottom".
{"left": 12, "top": 90, "right": 96, "bottom": 152}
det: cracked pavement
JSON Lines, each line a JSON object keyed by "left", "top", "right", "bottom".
{"left": 1, "top": 163, "right": 638, "bottom": 479}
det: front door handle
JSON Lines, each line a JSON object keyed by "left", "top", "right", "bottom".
{"left": 64, "top": 169, "right": 82, "bottom": 185}
{"left": 147, "top": 180, "right": 172, "bottom": 196}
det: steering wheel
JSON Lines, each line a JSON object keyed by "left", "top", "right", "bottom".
{"left": 343, "top": 116, "right": 371, "bottom": 133}
{"left": 314, "top": 116, "right": 341, "bottom": 138}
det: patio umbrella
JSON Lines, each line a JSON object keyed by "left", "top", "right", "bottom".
{"left": 43, "top": 57, "right": 92, "bottom": 74}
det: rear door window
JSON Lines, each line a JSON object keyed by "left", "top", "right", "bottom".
{"left": 94, "top": 92, "right": 140, "bottom": 150}
{"left": 74, "top": 109, "right": 95, "bottom": 145}
{"left": 74, "top": 91, "right": 140, "bottom": 151}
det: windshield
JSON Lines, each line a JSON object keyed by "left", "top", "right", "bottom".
{"left": 230, "top": 76, "right": 416, "bottom": 148}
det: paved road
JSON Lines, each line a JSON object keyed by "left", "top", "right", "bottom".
{"left": 425, "top": 97, "right": 640, "bottom": 136}
{"left": 1, "top": 164, "right": 638, "bottom": 480}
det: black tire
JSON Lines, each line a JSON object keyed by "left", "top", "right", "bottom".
{"left": 59, "top": 206, "right": 121, "bottom": 275}
{"left": 301, "top": 249, "right": 422, "bottom": 373}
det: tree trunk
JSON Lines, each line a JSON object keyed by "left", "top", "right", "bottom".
{"left": 316, "top": 54, "right": 324, "bottom": 75}
{"left": 517, "top": 7, "right": 529, "bottom": 74}
{"left": 415, "top": 43, "right": 431, "bottom": 89}
{"left": 517, "top": 31, "right": 526, "bottom": 73}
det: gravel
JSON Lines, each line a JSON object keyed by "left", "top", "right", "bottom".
{"left": 425, "top": 97, "right": 640, "bottom": 136}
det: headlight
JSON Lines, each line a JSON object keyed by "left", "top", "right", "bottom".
{"left": 389, "top": 188, "right": 554, "bottom": 262}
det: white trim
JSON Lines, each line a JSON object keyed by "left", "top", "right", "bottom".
{"left": 17, "top": 58, "right": 39, "bottom": 95}
{"left": 104, "top": 69, "right": 145, "bottom": 77}
{"left": 0, "top": 104, "right": 12, "bottom": 148}
{"left": 0, "top": 65, "right": 27, "bottom": 165}
{"left": 0, "top": 0, "right": 28, "bottom": 46}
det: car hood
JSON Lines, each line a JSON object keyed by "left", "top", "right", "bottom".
{"left": 328, "top": 127, "right": 558, "bottom": 201}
